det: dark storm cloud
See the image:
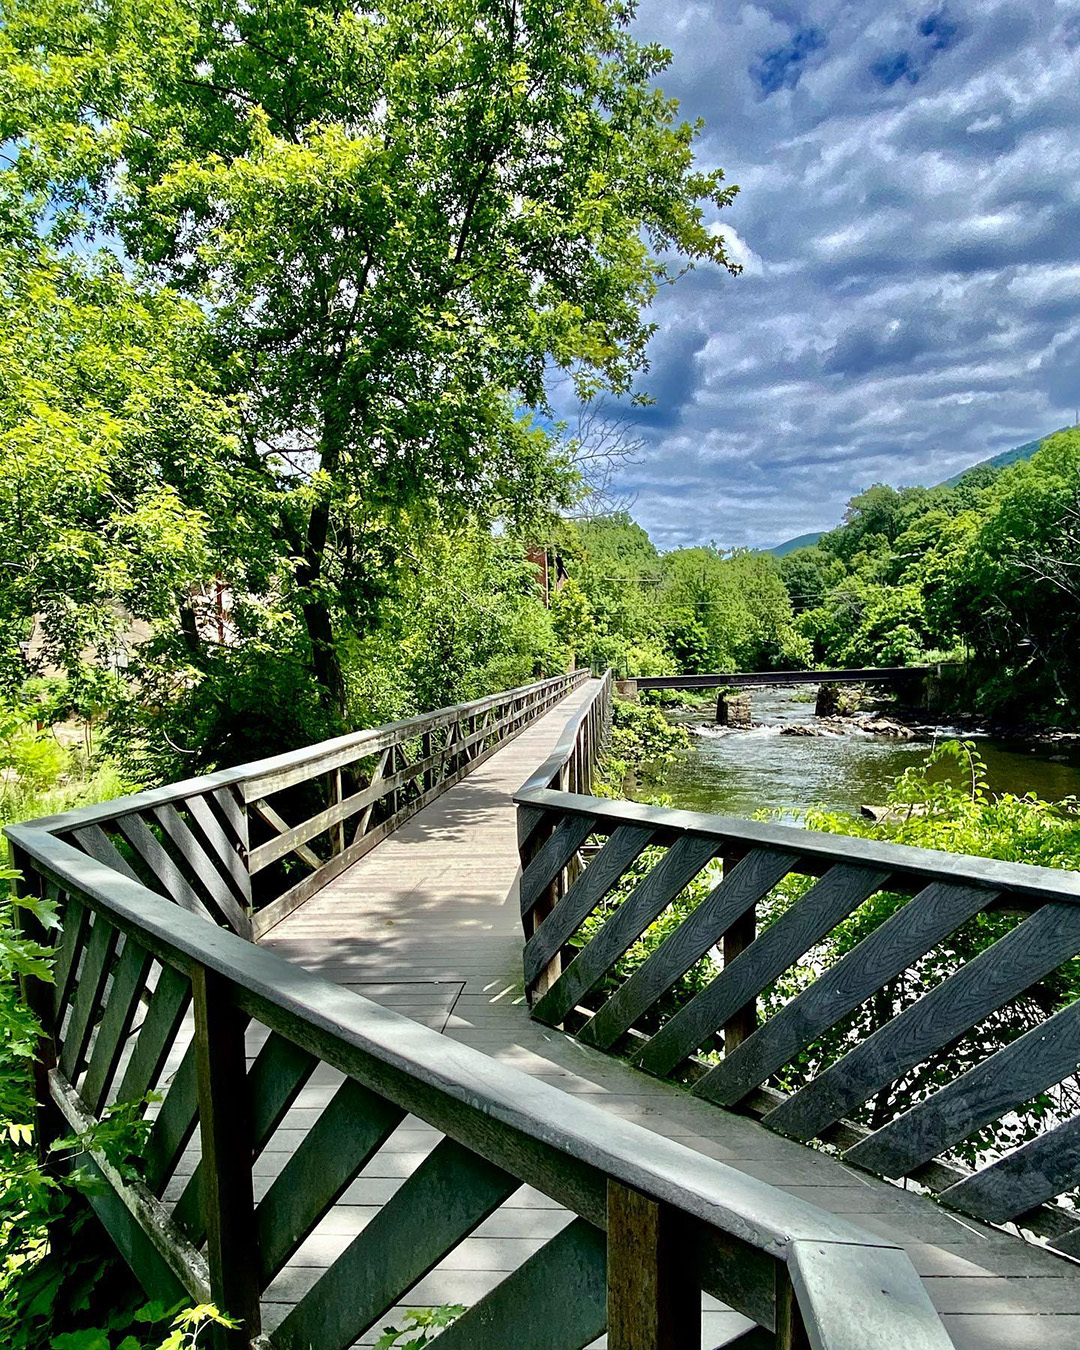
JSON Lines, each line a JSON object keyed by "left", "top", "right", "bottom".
{"left": 581, "top": 0, "right": 1080, "bottom": 550}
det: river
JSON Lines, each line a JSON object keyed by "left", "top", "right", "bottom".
{"left": 660, "top": 687, "right": 1080, "bottom": 819}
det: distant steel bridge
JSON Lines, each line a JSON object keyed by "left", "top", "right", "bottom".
{"left": 626, "top": 663, "right": 952, "bottom": 692}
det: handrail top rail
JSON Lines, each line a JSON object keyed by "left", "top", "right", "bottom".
{"left": 24, "top": 671, "right": 586, "bottom": 836}
{"left": 514, "top": 785, "right": 1080, "bottom": 905}
{"left": 8, "top": 818, "right": 911, "bottom": 1261}
{"left": 518, "top": 670, "right": 610, "bottom": 795}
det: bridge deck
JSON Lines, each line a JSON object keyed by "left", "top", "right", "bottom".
{"left": 236, "top": 683, "right": 1080, "bottom": 1347}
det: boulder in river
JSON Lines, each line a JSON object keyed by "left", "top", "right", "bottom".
{"left": 815, "top": 682, "right": 865, "bottom": 718}
{"left": 858, "top": 717, "right": 915, "bottom": 739}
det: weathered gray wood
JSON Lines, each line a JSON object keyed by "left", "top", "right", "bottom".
{"left": 848, "top": 990, "right": 1080, "bottom": 1178}
{"left": 250, "top": 799, "right": 322, "bottom": 872}
{"left": 241, "top": 673, "right": 580, "bottom": 801}
{"left": 513, "top": 785, "right": 1080, "bottom": 911}
{"left": 940, "top": 1111, "right": 1080, "bottom": 1223}
{"left": 518, "top": 670, "right": 612, "bottom": 796}
{"left": 210, "top": 785, "right": 248, "bottom": 854}
{"left": 116, "top": 813, "right": 213, "bottom": 920}
{"left": 776, "top": 1265, "right": 810, "bottom": 1350}
{"left": 51, "top": 1070, "right": 210, "bottom": 1306}
{"left": 59, "top": 914, "right": 118, "bottom": 1079}
{"left": 10, "top": 826, "right": 907, "bottom": 1262}
{"left": 191, "top": 965, "right": 261, "bottom": 1344}
{"left": 721, "top": 847, "right": 757, "bottom": 1055}
{"left": 766, "top": 900, "right": 1080, "bottom": 1142}
{"left": 77, "top": 1154, "right": 194, "bottom": 1309}
{"left": 517, "top": 801, "right": 550, "bottom": 855}
{"left": 252, "top": 741, "right": 526, "bottom": 938}
{"left": 72, "top": 824, "right": 143, "bottom": 885}
{"left": 273, "top": 1137, "right": 519, "bottom": 1350}
{"left": 580, "top": 849, "right": 800, "bottom": 1052}
{"left": 607, "top": 1180, "right": 701, "bottom": 1350}
{"left": 115, "top": 964, "right": 191, "bottom": 1104}
{"left": 637, "top": 864, "right": 892, "bottom": 1078}
{"left": 144, "top": 1044, "right": 199, "bottom": 1194}
{"left": 52, "top": 895, "right": 89, "bottom": 1018}
{"left": 173, "top": 1028, "right": 315, "bottom": 1241}
{"left": 432, "top": 1218, "right": 608, "bottom": 1350}
{"left": 151, "top": 802, "right": 251, "bottom": 937}
{"left": 1051, "top": 1223, "right": 1080, "bottom": 1259}
{"left": 7, "top": 779, "right": 953, "bottom": 1350}
{"left": 519, "top": 814, "right": 598, "bottom": 921}
{"left": 182, "top": 791, "right": 251, "bottom": 908}
{"left": 786, "top": 1239, "right": 954, "bottom": 1350}
{"left": 533, "top": 835, "right": 721, "bottom": 1028}
{"left": 82, "top": 938, "right": 154, "bottom": 1113}
{"left": 256, "top": 1077, "right": 405, "bottom": 1282}
{"left": 694, "top": 882, "right": 992, "bottom": 1109}
{"left": 523, "top": 825, "right": 655, "bottom": 989}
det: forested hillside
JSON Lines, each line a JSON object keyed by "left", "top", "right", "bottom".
{"left": 777, "top": 427, "right": 1080, "bottom": 721}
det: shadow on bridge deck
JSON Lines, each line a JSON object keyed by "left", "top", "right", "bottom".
{"left": 256, "top": 683, "right": 1080, "bottom": 1349}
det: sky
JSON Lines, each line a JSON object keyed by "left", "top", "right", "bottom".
{"left": 603, "top": 1, "right": 1080, "bottom": 550}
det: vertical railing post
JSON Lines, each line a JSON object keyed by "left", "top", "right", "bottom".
{"left": 192, "top": 965, "right": 261, "bottom": 1345}
{"left": 721, "top": 846, "right": 756, "bottom": 1053}
{"left": 421, "top": 729, "right": 434, "bottom": 793}
{"left": 10, "top": 847, "right": 63, "bottom": 1158}
{"left": 607, "top": 1180, "right": 701, "bottom": 1349}
{"left": 776, "top": 1266, "right": 811, "bottom": 1349}
{"left": 328, "top": 769, "right": 345, "bottom": 856}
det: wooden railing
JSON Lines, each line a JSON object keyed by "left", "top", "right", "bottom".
{"left": 9, "top": 819, "right": 950, "bottom": 1349}
{"left": 517, "top": 670, "right": 613, "bottom": 998}
{"left": 513, "top": 786, "right": 1080, "bottom": 1256}
{"left": 28, "top": 671, "right": 585, "bottom": 941}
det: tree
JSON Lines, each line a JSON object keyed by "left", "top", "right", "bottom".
{"left": 551, "top": 578, "right": 595, "bottom": 669}
{"left": 0, "top": 202, "right": 275, "bottom": 710}
{"left": 948, "top": 428, "right": 1080, "bottom": 716}
{"left": 3, "top": 0, "right": 738, "bottom": 713}
{"left": 778, "top": 546, "right": 846, "bottom": 613}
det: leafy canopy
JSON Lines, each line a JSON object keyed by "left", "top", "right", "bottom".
{"left": 2, "top": 0, "right": 739, "bottom": 711}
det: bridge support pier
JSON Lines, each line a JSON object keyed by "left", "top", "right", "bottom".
{"left": 716, "top": 690, "right": 752, "bottom": 729}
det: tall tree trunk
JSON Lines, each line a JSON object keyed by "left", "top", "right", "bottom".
{"left": 295, "top": 421, "right": 346, "bottom": 716}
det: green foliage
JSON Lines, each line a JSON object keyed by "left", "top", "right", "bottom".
{"left": 550, "top": 578, "right": 594, "bottom": 668}
{"left": 2, "top": 0, "right": 735, "bottom": 714}
{"left": 343, "top": 530, "right": 562, "bottom": 729}
{"left": 781, "top": 428, "right": 1080, "bottom": 721}
{"left": 374, "top": 1305, "right": 465, "bottom": 1349}
{"left": 594, "top": 697, "right": 688, "bottom": 797}
{"left": 561, "top": 518, "right": 808, "bottom": 678}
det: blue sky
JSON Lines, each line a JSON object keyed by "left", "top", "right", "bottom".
{"left": 601, "top": 1, "right": 1080, "bottom": 549}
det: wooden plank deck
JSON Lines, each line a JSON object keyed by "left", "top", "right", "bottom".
{"left": 243, "top": 682, "right": 1080, "bottom": 1347}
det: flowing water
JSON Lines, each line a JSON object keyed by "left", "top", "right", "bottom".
{"left": 660, "top": 687, "right": 1080, "bottom": 820}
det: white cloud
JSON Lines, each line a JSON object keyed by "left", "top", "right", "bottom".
{"left": 587, "top": 0, "right": 1080, "bottom": 549}
{"left": 708, "top": 222, "right": 765, "bottom": 276}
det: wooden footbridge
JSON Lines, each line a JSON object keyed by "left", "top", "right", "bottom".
{"left": 11, "top": 671, "right": 1080, "bottom": 1348}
